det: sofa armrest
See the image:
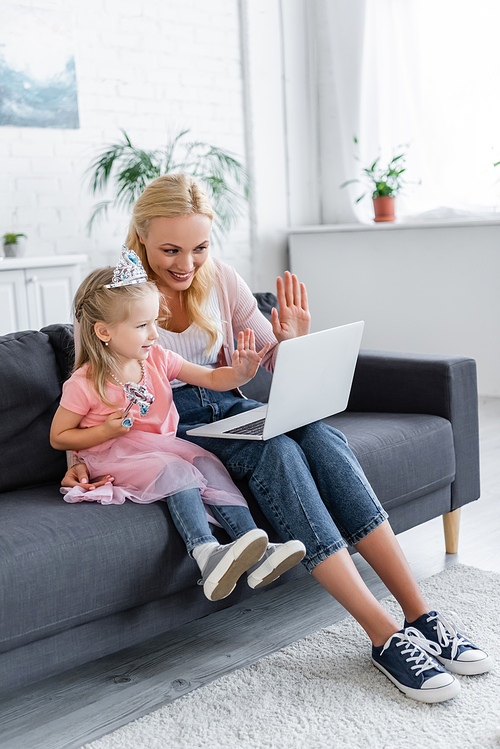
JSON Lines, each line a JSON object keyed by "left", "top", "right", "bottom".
{"left": 347, "top": 350, "right": 480, "bottom": 510}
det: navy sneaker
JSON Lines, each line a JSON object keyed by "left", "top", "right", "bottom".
{"left": 372, "top": 627, "right": 460, "bottom": 703}
{"left": 405, "top": 610, "right": 493, "bottom": 675}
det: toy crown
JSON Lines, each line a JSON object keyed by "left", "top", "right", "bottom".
{"left": 104, "top": 246, "right": 148, "bottom": 288}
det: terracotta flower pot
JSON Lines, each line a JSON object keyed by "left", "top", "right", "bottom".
{"left": 372, "top": 196, "right": 395, "bottom": 223}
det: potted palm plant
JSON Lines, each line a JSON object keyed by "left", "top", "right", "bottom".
{"left": 85, "top": 129, "right": 249, "bottom": 245}
{"left": 341, "top": 138, "right": 409, "bottom": 222}
{"left": 2, "top": 233, "right": 27, "bottom": 257}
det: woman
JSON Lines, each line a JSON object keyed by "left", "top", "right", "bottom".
{"left": 63, "top": 174, "right": 491, "bottom": 703}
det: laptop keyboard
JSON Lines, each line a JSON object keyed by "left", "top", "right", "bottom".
{"left": 223, "top": 418, "right": 266, "bottom": 436}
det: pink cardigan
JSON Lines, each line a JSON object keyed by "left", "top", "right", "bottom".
{"left": 212, "top": 257, "right": 279, "bottom": 374}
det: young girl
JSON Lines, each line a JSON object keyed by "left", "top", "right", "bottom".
{"left": 50, "top": 248, "right": 305, "bottom": 602}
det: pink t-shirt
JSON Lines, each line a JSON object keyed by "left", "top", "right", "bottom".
{"left": 60, "top": 345, "right": 184, "bottom": 442}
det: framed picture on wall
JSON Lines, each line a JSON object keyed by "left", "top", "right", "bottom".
{"left": 0, "top": 3, "right": 79, "bottom": 129}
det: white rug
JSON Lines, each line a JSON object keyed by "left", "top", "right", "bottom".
{"left": 83, "top": 564, "right": 500, "bottom": 749}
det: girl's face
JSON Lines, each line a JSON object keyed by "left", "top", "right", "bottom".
{"left": 139, "top": 213, "right": 212, "bottom": 294}
{"left": 99, "top": 292, "right": 160, "bottom": 364}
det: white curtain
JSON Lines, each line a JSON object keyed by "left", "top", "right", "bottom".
{"left": 310, "top": 0, "right": 500, "bottom": 223}
{"left": 311, "top": 0, "right": 368, "bottom": 223}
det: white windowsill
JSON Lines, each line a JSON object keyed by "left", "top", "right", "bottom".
{"left": 287, "top": 218, "right": 500, "bottom": 234}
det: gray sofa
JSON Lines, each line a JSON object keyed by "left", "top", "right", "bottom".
{"left": 0, "top": 294, "right": 480, "bottom": 696}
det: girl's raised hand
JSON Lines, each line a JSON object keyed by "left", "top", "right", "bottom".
{"left": 231, "top": 329, "right": 271, "bottom": 383}
{"left": 271, "top": 271, "right": 311, "bottom": 342}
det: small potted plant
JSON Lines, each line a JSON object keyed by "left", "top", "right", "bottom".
{"left": 85, "top": 129, "right": 249, "bottom": 245}
{"left": 341, "top": 138, "right": 409, "bottom": 222}
{"left": 2, "top": 233, "right": 27, "bottom": 257}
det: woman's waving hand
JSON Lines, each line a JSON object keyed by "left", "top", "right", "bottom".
{"left": 270, "top": 270, "right": 311, "bottom": 342}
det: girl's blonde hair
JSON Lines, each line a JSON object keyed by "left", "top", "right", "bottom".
{"left": 74, "top": 266, "right": 160, "bottom": 407}
{"left": 124, "top": 173, "right": 219, "bottom": 351}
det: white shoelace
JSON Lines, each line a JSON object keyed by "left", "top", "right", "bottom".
{"left": 380, "top": 627, "right": 442, "bottom": 676}
{"left": 425, "top": 611, "right": 467, "bottom": 660}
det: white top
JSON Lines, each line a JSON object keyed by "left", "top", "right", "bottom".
{"left": 156, "top": 286, "right": 224, "bottom": 388}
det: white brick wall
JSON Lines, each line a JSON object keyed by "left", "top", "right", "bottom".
{"left": 0, "top": 0, "right": 251, "bottom": 281}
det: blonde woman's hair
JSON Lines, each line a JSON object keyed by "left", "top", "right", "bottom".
{"left": 73, "top": 267, "right": 160, "bottom": 407}
{"left": 124, "top": 173, "right": 219, "bottom": 351}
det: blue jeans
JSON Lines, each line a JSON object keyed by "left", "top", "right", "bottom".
{"left": 173, "top": 386, "right": 388, "bottom": 573}
{"left": 166, "top": 488, "right": 259, "bottom": 556}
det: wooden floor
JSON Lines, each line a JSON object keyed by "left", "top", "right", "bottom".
{"left": 1, "top": 397, "right": 499, "bottom": 749}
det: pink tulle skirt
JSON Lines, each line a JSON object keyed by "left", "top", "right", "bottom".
{"left": 60, "top": 431, "right": 247, "bottom": 510}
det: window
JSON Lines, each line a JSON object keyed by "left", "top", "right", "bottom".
{"left": 359, "top": 0, "right": 500, "bottom": 218}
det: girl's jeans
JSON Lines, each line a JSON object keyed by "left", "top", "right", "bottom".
{"left": 173, "top": 386, "right": 388, "bottom": 573}
{"left": 166, "top": 488, "right": 259, "bottom": 557}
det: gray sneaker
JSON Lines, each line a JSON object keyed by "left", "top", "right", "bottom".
{"left": 200, "top": 529, "right": 268, "bottom": 601}
{"left": 247, "top": 540, "right": 306, "bottom": 589}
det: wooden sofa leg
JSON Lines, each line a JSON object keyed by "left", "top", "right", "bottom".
{"left": 443, "top": 508, "right": 461, "bottom": 554}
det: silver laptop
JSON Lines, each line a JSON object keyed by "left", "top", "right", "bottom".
{"left": 186, "top": 320, "right": 364, "bottom": 441}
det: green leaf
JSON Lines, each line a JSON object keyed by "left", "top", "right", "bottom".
{"left": 3, "top": 232, "right": 26, "bottom": 243}
{"left": 85, "top": 200, "right": 112, "bottom": 235}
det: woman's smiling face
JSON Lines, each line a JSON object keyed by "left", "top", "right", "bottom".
{"left": 139, "top": 214, "right": 212, "bottom": 294}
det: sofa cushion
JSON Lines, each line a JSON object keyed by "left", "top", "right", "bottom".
{"left": 41, "top": 323, "right": 75, "bottom": 382}
{"left": 0, "top": 330, "right": 67, "bottom": 492}
{"left": 0, "top": 482, "right": 287, "bottom": 655}
{"left": 0, "top": 487, "right": 197, "bottom": 653}
{"left": 239, "top": 292, "right": 275, "bottom": 403}
{"left": 324, "top": 412, "right": 456, "bottom": 510}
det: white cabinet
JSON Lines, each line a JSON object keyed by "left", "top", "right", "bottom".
{"left": 0, "top": 255, "right": 87, "bottom": 335}
{"left": 0, "top": 269, "right": 30, "bottom": 333}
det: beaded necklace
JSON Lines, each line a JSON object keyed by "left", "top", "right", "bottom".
{"left": 108, "top": 361, "right": 155, "bottom": 425}
{"left": 108, "top": 360, "right": 146, "bottom": 388}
